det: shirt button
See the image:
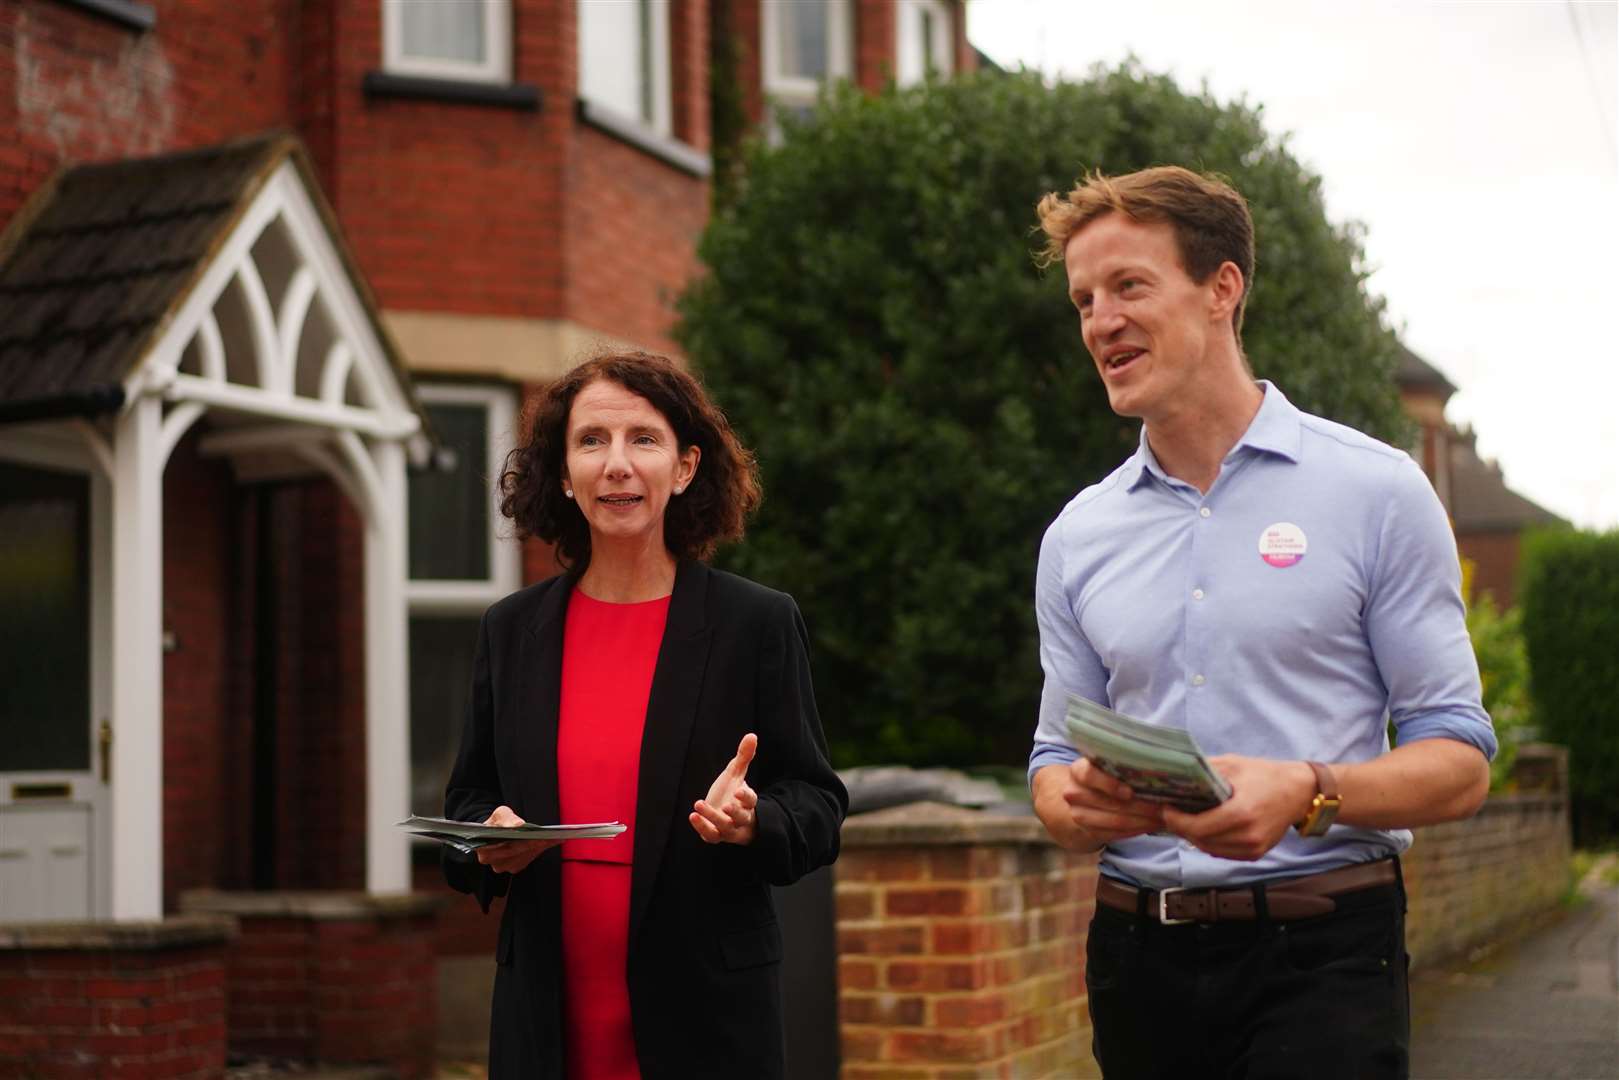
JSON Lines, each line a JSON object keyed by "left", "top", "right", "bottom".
{"left": 1191, "top": 674, "right": 1206, "bottom": 686}
{"left": 1192, "top": 588, "right": 1205, "bottom": 600}
{"left": 1199, "top": 507, "right": 1211, "bottom": 518}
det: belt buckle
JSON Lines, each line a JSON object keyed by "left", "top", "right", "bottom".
{"left": 1157, "top": 886, "right": 1195, "bottom": 925}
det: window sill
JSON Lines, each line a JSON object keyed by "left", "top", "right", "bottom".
{"left": 577, "top": 99, "right": 712, "bottom": 178}
{"left": 363, "top": 71, "right": 541, "bottom": 111}
{"left": 54, "top": 0, "right": 156, "bottom": 31}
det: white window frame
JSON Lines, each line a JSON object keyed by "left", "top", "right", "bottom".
{"left": 896, "top": 0, "right": 954, "bottom": 86}
{"left": 405, "top": 383, "right": 522, "bottom": 612}
{"left": 382, "top": 0, "right": 513, "bottom": 85}
{"left": 577, "top": 0, "right": 673, "bottom": 138}
{"left": 762, "top": 0, "right": 853, "bottom": 111}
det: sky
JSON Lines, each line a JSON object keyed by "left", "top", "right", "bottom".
{"left": 967, "top": 0, "right": 1619, "bottom": 530}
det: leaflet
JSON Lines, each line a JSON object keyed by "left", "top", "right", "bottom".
{"left": 396, "top": 815, "right": 626, "bottom": 855}
{"left": 1064, "top": 694, "right": 1233, "bottom": 813}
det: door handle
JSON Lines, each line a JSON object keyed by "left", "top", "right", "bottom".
{"left": 99, "top": 720, "right": 112, "bottom": 785}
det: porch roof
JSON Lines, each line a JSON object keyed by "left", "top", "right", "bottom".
{"left": 0, "top": 133, "right": 428, "bottom": 434}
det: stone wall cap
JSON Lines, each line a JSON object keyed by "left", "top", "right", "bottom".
{"left": 179, "top": 889, "right": 447, "bottom": 921}
{"left": 0, "top": 913, "right": 236, "bottom": 951}
{"left": 1477, "top": 793, "right": 1567, "bottom": 811}
{"left": 840, "top": 800, "right": 1052, "bottom": 847}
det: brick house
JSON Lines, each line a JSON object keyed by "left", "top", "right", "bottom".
{"left": 0, "top": 2, "right": 972, "bottom": 1074}
{"left": 1396, "top": 346, "right": 1564, "bottom": 608}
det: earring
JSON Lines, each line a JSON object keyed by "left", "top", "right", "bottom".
{"left": 674, "top": 485, "right": 684, "bottom": 495}
{"left": 564, "top": 489, "right": 573, "bottom": 499}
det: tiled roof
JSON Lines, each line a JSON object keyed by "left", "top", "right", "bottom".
{"left": 1395, "top": 344, "right": 1457, "bottom": 397}
{"left": 1449, "top": 434, "right": 1567, "bottom": 533}
{"left": 0, "top": 135, "right": 288, "bottom": 422}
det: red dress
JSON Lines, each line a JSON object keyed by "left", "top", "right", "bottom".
{"left": 556, "top": 590, "right": 670, "bottom": 1080}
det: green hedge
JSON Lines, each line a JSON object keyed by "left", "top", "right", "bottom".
{"left": 1520, "top": 529, "right": 1619, "bottom": 841}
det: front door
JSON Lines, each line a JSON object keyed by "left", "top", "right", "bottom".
{"left": 0, "top": 456, "right": 106, "bottom": 923}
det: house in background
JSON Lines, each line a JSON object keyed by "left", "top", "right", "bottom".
{"left": 0, "top": 1, "right": 972, "bottom": 1075}
{"left": 1396, "top": 346, "right": 1565, "bottom": 608}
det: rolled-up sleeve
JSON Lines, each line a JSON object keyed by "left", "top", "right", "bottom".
{"left": 1366, "top": 458, "right": 1497, "bottom": 760}
{"left": 1029, "top": 518, "right": 1110, "bottom": 786}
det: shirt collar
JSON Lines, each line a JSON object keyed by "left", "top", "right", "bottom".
{"left": 1122, "top": 380, "right": 1303, "bottom": 492}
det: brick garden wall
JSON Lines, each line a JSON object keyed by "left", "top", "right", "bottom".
{"left": 1402, "top": 745, "right": 1572, "bottom": 969}
{"left": 181, "top": 891, "right": 442, "bottom": 1080}
{"left": 834, "top": 749, "right": 1572, "bottom": 1077}
{"left": 835, "top": 803, "right": 1099, "bottom": 1079}
{"left": 0, "top": 916, "right": 232, "bottom": 1079}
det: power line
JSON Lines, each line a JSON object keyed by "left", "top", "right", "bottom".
{"left": 1565, "top": 0, "right": 1619, "bottom": 173}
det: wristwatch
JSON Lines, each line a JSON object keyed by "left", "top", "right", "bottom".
{"left": 1294, "top": 761, "right": 1340, "bottom": 837}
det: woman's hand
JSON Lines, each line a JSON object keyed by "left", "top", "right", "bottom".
{"left": 475, "top": 805, "right": 561, "bottom": 874}
{"left": 690, "top": 733, "right": 759, "bottom": 846}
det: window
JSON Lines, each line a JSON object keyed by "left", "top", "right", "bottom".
{"left": 383, "top": 0, "right": 513, "bottom": 84}
{"left": 578, "top": 0, "right": 672, "bottom": 136}
{"left": 406, "top": 384, "right": 521, "bottom": 817}
{"left": 762, "top": 0, "right": 853, "bottom": 127}
{"left": 896, "top": 0, "right": 954, "bottom": 86}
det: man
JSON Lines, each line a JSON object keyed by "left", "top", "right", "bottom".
{"left": 1028, "top": 166, "right": 1495, "bottom": 1079}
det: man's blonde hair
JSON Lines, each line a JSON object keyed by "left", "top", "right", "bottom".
{"left": 1036, "top": 165, "right": 1256, "bottom": 335}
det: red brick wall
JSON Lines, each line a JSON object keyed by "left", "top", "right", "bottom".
{"left": 725, "top": 0, "right": 765, "bottom": 127}
{"left": 323, "top": 0, "right": 568, "bottom": 318}
{"left": 671, "top": 0, "right": 711, "bottom": 151}
{"left": 1403, "top": 761, "right": 1572, "bottom": 968}
{"left": 161, "top": 433, "right": 236, "bottom": 910}
{"left": 413, "top": 863, "right": 503, "bottom": 958}
{"left": 183, "top": 896, "right": 440, "bottom": 1079}
{"left": 0, "top": 0, "right": 298, "bottom": 224}
{"left": 0, "top": 935, "right": 228, "bottom": 1079}
{"left": 563, "top": 126, "right": 708, "bottom": 353}
{"left": 952, "top": 0, "right": 977, "bottom": 75}
{"left": 1459, "top": 529, "right": 1522, "bottom": 609}
{"left": 2, "top": 0, "right": 704, "bottom": 336}
{"left": 854, "top": 0, "right": 899, "bottom": 93}
{"left": 273, "top": 481, "right": 368, "bottom": 891}
{"left": 835, "top": 807, "right": 1097, "bottom": 1076}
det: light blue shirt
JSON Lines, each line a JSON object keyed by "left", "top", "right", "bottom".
{"left": 1030, "top": 382, "right": 1496, "bottom": 888}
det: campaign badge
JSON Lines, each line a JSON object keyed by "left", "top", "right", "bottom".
{"left": 1258, "top": 522, "right": 1307, "bottom": 568}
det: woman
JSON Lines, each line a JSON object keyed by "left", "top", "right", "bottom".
{"left": 442, "top": 351, "right": 846, "bottom": 1078}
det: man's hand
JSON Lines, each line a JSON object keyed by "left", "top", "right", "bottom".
{"left": 690, "top": 733, "right": 759, "bottom": 846}
{"left": 1033, "top": 759, "right": 1167, "bottom": 853}
{"left": 1161, "top": 755, "right": 1317, "bottom": 861}
{"left": 474, "top": 805, "right": 561, "bottom": 874}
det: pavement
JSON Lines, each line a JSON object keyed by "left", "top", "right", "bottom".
{"left": 1409, "top": 865, "right": 1619, "bottom": 1079}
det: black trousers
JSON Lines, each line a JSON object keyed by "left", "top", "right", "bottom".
{"left": 1085, "top": 859, "right": 1410, "bottom": 1080}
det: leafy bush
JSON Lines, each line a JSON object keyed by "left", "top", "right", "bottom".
{"left": 1461, "top": 560, "right": 1535, "bottom": 789}
{"left": 679, "top": 65, "right": 1409, "bottom": 767}
{"left": 1520, "top": 529, "right": 1619, "bottom": 841}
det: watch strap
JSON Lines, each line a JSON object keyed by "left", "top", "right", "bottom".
{"left": 1306, "top": 760, "right": 1339, "bottom": 802}
{"left": 1295, "top": 761, "right": 1340, "bottom": 836}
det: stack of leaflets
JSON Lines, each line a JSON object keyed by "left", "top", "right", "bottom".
{"left": 396, "top": 815, "right": 626, "bottom": 855}
{"left": 1064, "top": 693, "right": 1233, "bottom": 813}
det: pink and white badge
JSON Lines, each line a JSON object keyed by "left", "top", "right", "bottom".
{"left": 1258, "top": 522, "right": 1308, "bottom": 568}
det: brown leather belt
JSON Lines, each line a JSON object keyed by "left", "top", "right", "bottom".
{"left": 1096, "top": 858, "right": 1397, "bottom": 925}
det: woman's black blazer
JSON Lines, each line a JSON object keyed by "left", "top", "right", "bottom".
{"left": 442, "top": 559, "right": 848, "bottom": 1079}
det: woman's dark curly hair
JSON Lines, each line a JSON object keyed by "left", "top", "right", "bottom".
{"left": 499, "top": 351, "right": 762, "bottom": 567}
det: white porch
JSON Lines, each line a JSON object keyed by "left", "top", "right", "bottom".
{"left": 0, "top": 139, "right": 430, "bottom": 920}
